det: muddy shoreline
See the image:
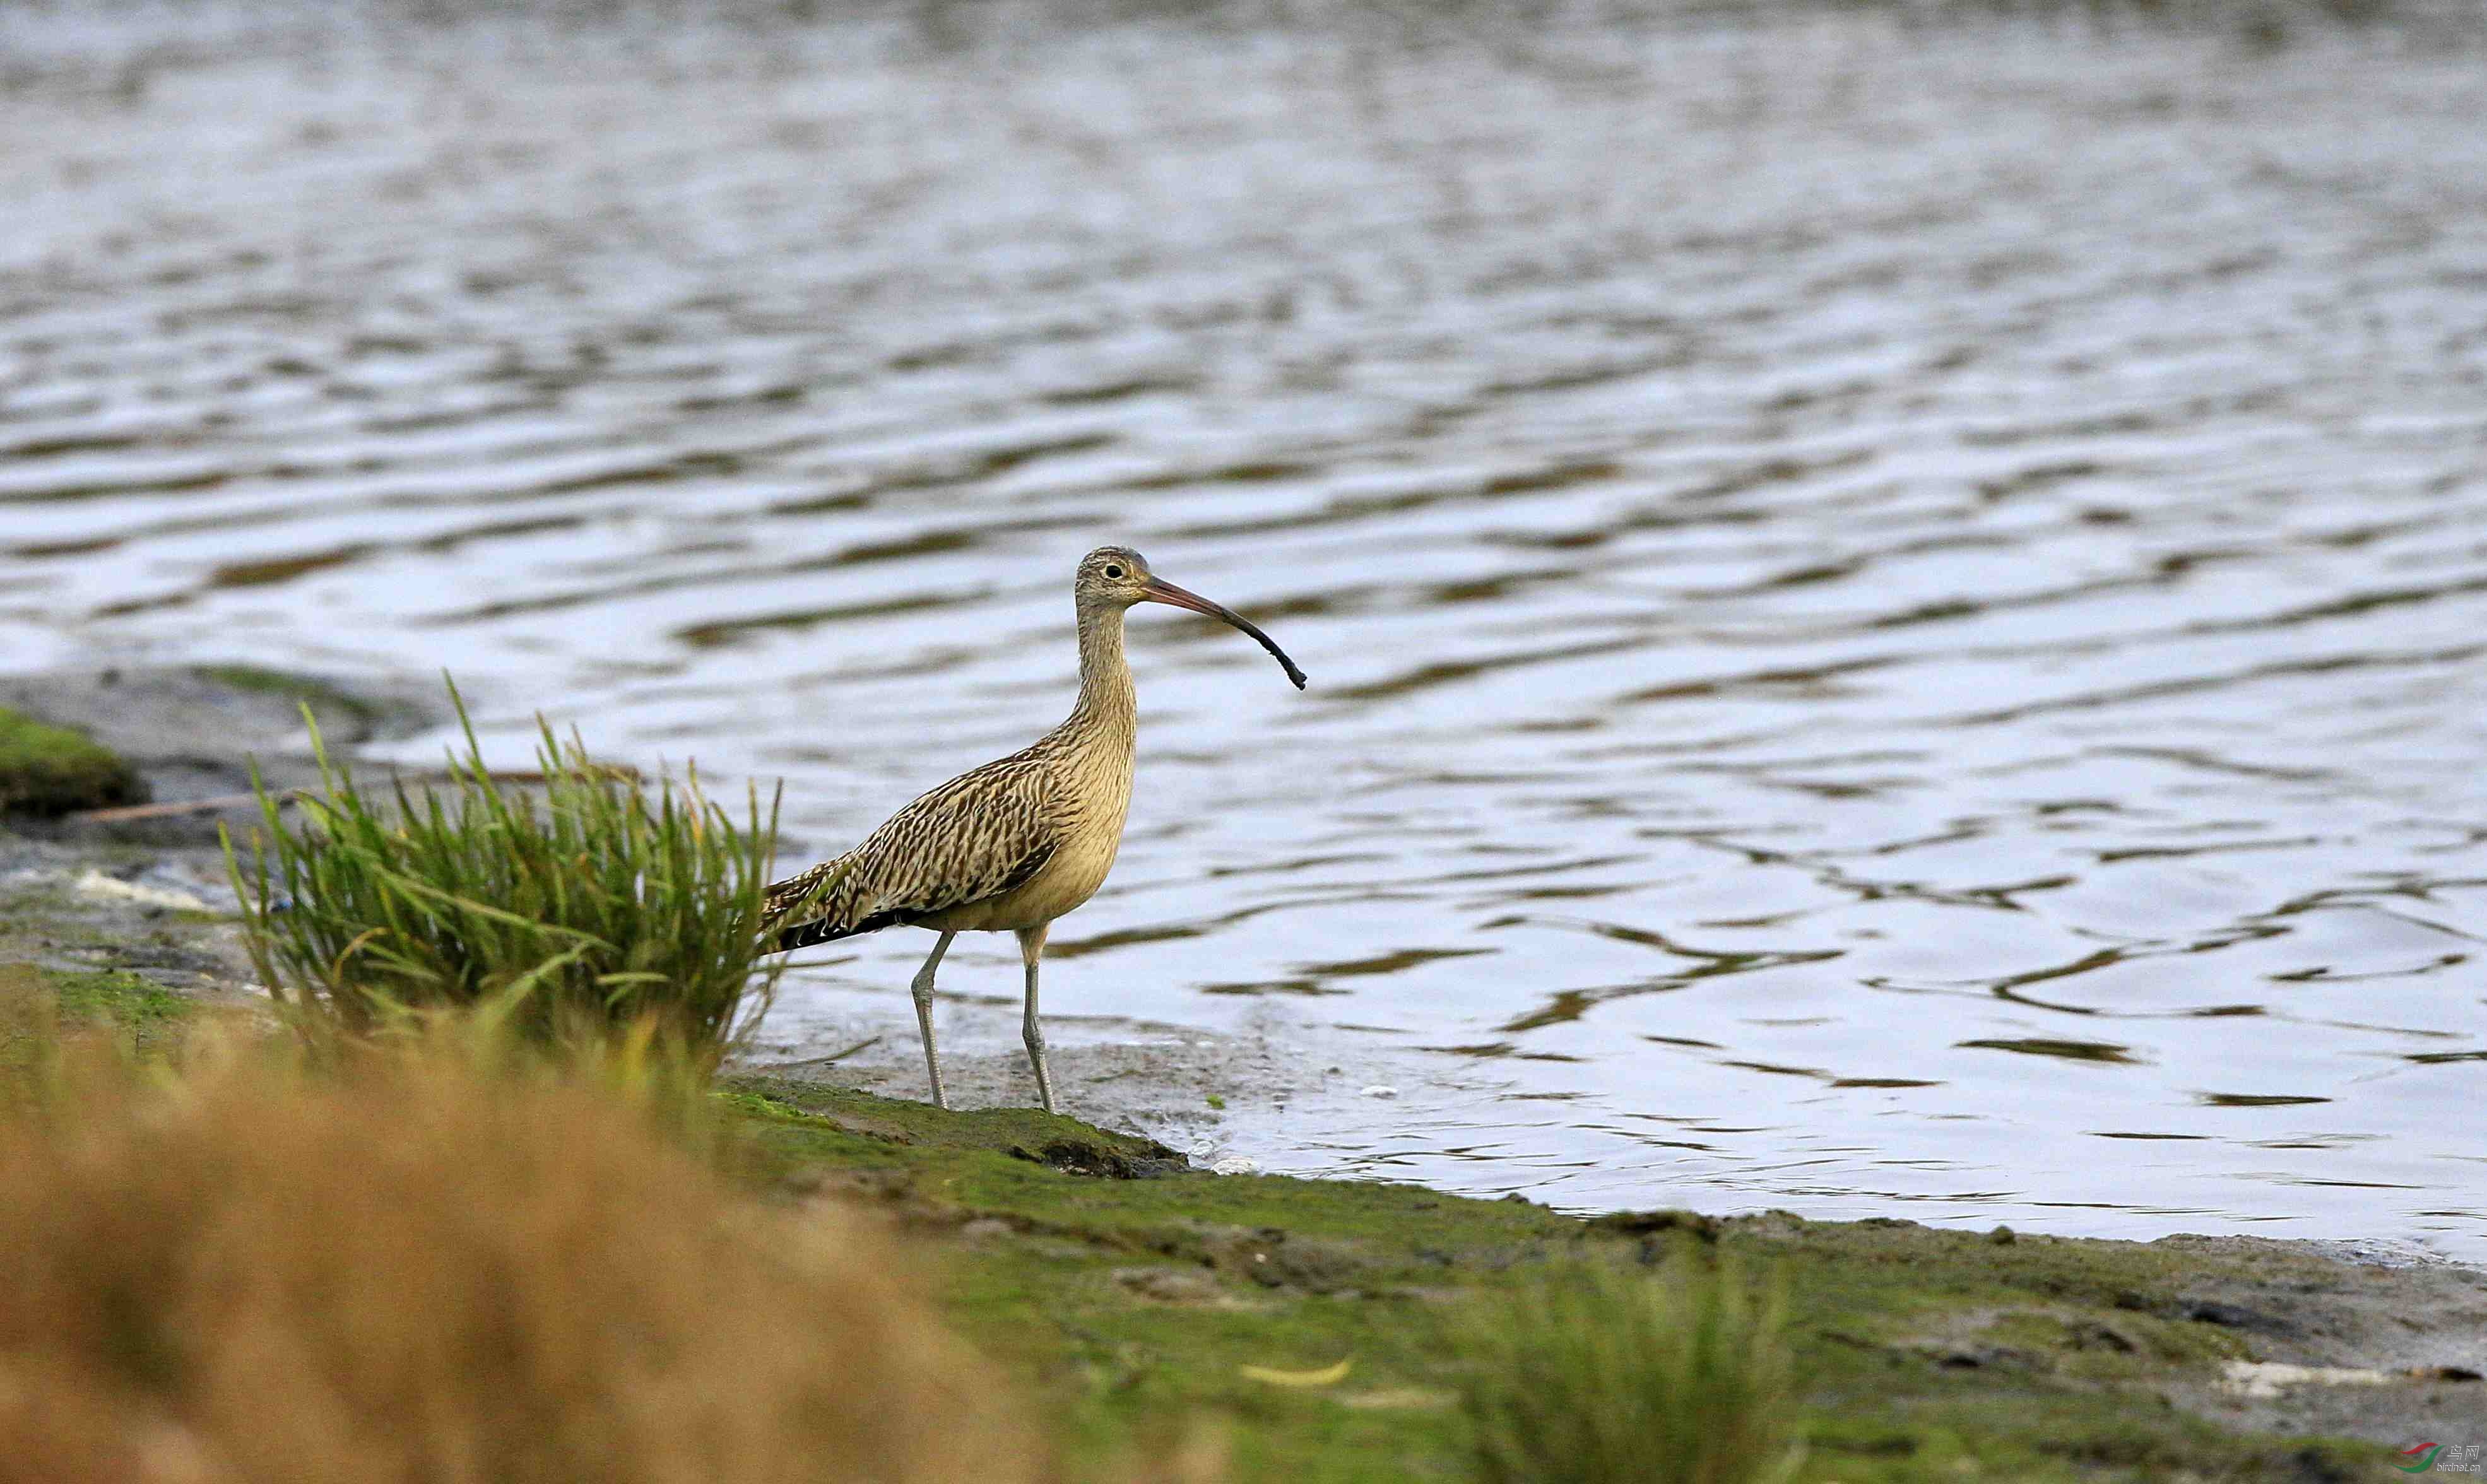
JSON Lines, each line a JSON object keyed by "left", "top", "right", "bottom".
{"left": 4, "top": 662, "right": 2481, "bottom": 1460}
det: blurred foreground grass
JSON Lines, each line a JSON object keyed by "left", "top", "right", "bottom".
{"left": 0, "top": 1001, "right": 1046, "bottom": 1484}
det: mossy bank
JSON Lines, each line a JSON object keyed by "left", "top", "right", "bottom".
{"left": 716, "top": 1076, "right": 2483, "bottom": 1482}
{"left": 0, "top": 707, "right": 145, "bottom": 817}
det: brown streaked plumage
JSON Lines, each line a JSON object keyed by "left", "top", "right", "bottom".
{"left": 762, "top": 546, "right": 1306, "bottom": 1112}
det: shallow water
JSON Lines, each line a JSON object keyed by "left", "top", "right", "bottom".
{"left": 5, "top": 4, "right": 2485, "bottom": 1252}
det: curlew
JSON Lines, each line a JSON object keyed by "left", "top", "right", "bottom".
{"left": 760, "top": 546, "right": 1306, "bottom": 1113}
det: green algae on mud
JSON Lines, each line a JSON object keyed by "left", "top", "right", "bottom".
{"left": 0, "top": 708, "right": 146, "bottom": 817}
{"left": 38, "top": 965, "right": 194, "bottom": 1045}
{"left": 718, "top": 1076, "right": 2424, "bottom": 1483}
{"left": 1, "top": 962, "right": 199, "bottom": 1078}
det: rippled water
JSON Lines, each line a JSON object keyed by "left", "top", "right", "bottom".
{"left": 6, "top": 3, "right": 2486, "bottom": 1251}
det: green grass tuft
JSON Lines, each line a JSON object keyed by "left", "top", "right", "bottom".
{"left": 222, "top": 678, "right": 816, "bottom": 1069}
{"left": 1451, "top": 1255, "right": 1803, "bottom": 1484}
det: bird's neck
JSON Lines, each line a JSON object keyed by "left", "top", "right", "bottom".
{"left": 1069, "top": 603, "right": 1137, "bottom": 739}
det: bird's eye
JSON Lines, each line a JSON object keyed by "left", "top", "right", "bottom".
{"left": 1102, "top": 564, "right": 1124, "bottom": 579}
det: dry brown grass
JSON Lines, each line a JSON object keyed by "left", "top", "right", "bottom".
{"left": 0, "top": 1034, "right": 1047, "bottom": 1484}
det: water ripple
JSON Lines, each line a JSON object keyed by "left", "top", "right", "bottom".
{"left": 6, "top": 4, "right": 2486, "bottom": 1252}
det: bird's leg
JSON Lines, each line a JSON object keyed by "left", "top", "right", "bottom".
{"left": 911, "top": 931, "right": 957, "bottom": 1109}
{"left": 1016, "top": 924, "right": 1056, "bottom": 1114}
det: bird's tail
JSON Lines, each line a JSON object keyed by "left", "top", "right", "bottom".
{"left": 759, "top": 855, "right": 866, "bottom": 953}
{"left": 770, "top": 913, "right": 864, "bottom": 953}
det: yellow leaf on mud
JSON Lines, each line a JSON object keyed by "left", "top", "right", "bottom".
{"left": 1238, "top": 1358, "right": 1352, "bottom": 1387}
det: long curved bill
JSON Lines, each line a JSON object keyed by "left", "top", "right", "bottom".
{"left": 1140, "top": 576, "right": 1309, "bottom": 690}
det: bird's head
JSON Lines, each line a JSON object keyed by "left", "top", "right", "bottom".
{"left": 1073, "top": 545, "right": 1307, "bottom": 690}
{"left": 1075, "top": 546, "right": 1155, "bottom": 606}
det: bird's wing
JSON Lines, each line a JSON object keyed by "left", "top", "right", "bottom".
{"left": 764, "top": 758, "right": 1060, "bottom": 950}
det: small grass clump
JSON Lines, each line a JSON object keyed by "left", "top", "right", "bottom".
{"left": 1451, "top": 1256, "right": 1802, "bottom": 1484}
{"left": 0, "top": 1033, "right": 1042, "bottom": 1484}
{"left": 224, "top": 682, "right": 813, "bottom": 1066}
